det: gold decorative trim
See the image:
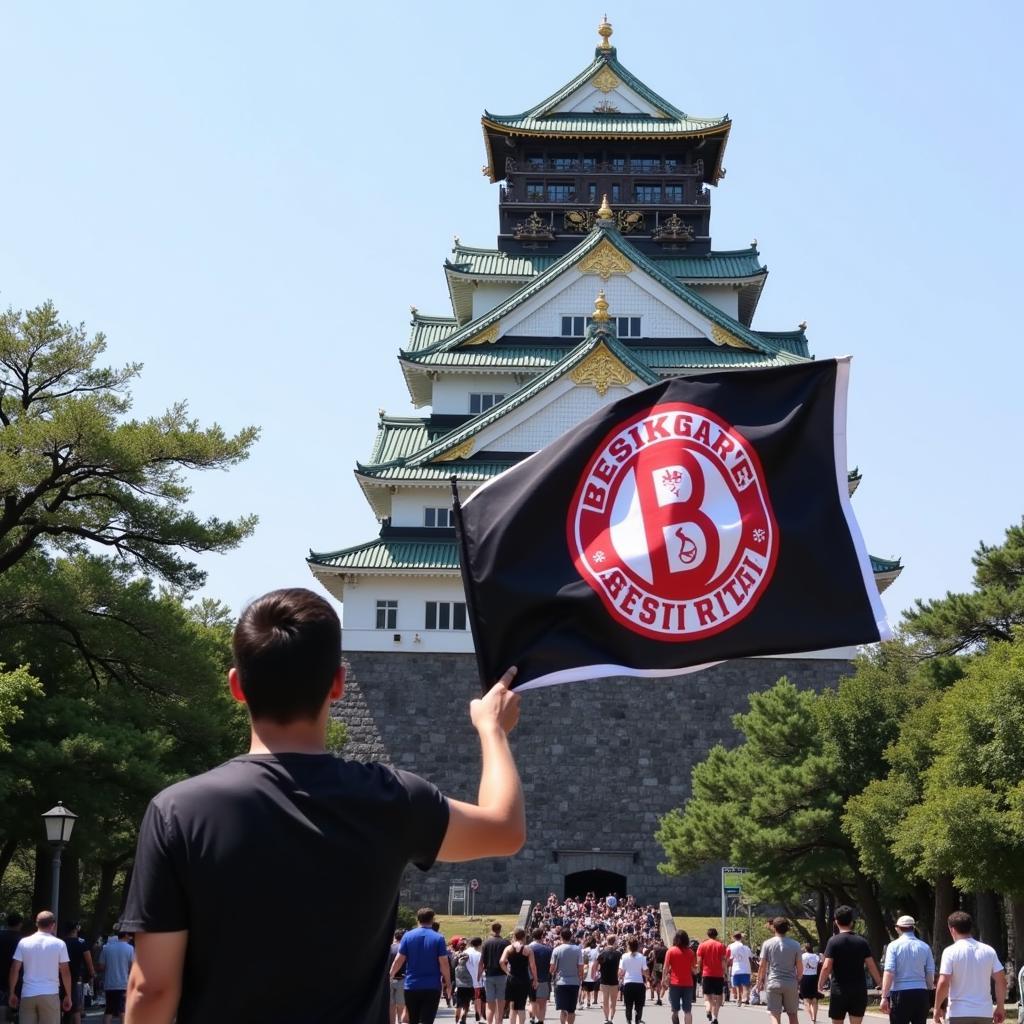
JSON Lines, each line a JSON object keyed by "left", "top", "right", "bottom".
{"left": 570, "top": 344, "right": 635, "bottom": 397}
{"left": 433, "top": 439, "right": 475, "bottom": 463}
{"left": 462, "top": 324, "right": 499, "bottom": 347}
{"left": 711, "top": 324, "right": 752, "bottom": 350}
{"left": 481, "top": 118, "right": 731, "bottom": 142}
{"left": 592, "top": 290, "right": 611, "bottom": 323}
{"left": 592, "top": 66, "right": 620, "bottom": 93}
{"left": 578, "top": 239, "right": 634, "bottom": 281}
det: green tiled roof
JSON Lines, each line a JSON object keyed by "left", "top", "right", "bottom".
{"left": 403, "top": 346, "right": 570, "bottom": 369}
{"left": 308, "top": 538, "right": 459, "bottom": 573}
{"left": 446, "top": 244, "right": 763, "bottom": 282}
{"left": 421, "top": 225, "right": 802, "bottom": 364}
{"left": 310, "top": 534, "right": 900, "bottom": 585}
{"left": 408, "top": 315, "right": 458, "bottom": 352}
{"left": 356, "top": 460, "right": 517, "bottom": 482}
{"left": 367, "top": 418, "right": 431, "bottom": 465}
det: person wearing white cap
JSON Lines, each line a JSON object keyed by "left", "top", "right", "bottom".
{"left": 880, "top": 915, "right": 934, "bottom": 1024}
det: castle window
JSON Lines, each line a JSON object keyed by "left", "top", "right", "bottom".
{"left": 425, "top": 601, "right": 468, "bottom": 631}
{"left": 610, "top": 157, "right": 626, "bottom": 171}
{"left": 469, "top": 392, "right": 505, "bottom": 414}
{"left": 631, "top": 158, "right": 661, "bottom": 172}
{"left": 561, "top": 316, "right": 587, "bottom": 337}
{"left": 610, "top": 184, "right": 621, "bottom": 202}
{"left": 618, "top": 317, "right": 642, "bottom": 338}
{"left": 588, "top": 183, "right": 598, "bottom": 202}
{"left": 375, "top": 600, "right": 398, "bottom": 630}
{"left": 562, "top": 316, "right": 641, "bottom": 338}
{"left": 526, "top": 154, "right": 544, "bottom": 169}
{"left": 634, "top": 184, "right": 662, "bottom": 203}
{"left": 546, "top": 182, "right": 574, "bottom": 202}
{"left": 664, "top": 184, "right": 684, "bottom": 203}
{"left": 526, "top": 180, "right": 545, "bottom": 200}
{"left": 550, "top": 157, "right": 575, "bottom": 170}
{"left": 424, "top": 507, "right": 453, "bottom": 528}
{"left": 581, "top": 155, "right": 598, "bottom": 170}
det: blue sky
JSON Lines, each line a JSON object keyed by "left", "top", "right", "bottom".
{"left": 2, "top": 1, "right": 1021, "bottom": 626}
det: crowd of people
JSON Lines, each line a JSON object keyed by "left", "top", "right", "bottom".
{"left": 0, "top": 909, "right": 135, "bottom": 1023}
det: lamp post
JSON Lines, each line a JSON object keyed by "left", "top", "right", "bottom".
{"left": 41, "top": 802, "right": 78, "bottom": 918}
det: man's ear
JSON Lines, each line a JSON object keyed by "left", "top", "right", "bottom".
{"left": 228, "top": 667, "right": 247, "bottom": 705}
{"left": 329, "top": 664, "right": 346, "bottom": 701}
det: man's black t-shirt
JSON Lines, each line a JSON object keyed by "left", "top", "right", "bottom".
{"left": 0, "top": 928, "right": 21, "bottom": 992}
{"left": 598, "top": 948, "right": 622, "bottom": 985}
{"left": 823, "top": 932, "right": 873, "bottom": 994}
{"left": 65, "top": 936, "right": 88, "bottom": 981}
{"left": 482, "top": 936, "right": 510, "bottom": 976}
{"left": 121, "top": 754, "right": 448, "bottom": 1023}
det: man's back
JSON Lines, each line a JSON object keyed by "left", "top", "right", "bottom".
{"left": 399, "top": 927, "right": 447, "bottom": 990}
{"left": 940, "top": 937, "right": 1002, "bottom": 1016}
{"left": 761, "top": 936, "right": 800, "bottom": 987}
{"left": 14, "top": 932, "right": 68, "bottom": 998}
{"left": 530, "top": 941, "right": 553, "bottom": 982}
{"left": 698, "top": 938, "right": 727, "bottom": 977}
{"left": 823, "top": 932, "right": 872, "bottom": 993}
{"left": 552, "top": 943, "right": 582, "bottom": 985}
{"left": 122, "top": 752, "right": 448, "bottom": 1022}
{"left": 100, "top": 940, "right": 134, "bottom": 991}
{"left": 482, "top": 935, "right": 509, "bottom": 976}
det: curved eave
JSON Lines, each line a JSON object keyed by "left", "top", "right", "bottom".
{"left": 399, "top": 357, "right": 435, "bottom": 408}
{"left": 874, "top": 569, "right": 902, "bottom": 594}
{"left": 482, "top": 116, "right": 732, "bottom": 184}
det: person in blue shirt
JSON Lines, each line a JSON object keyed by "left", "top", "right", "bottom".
{"left": 390, "top": 908, "right": 451, "bottom": 1024}
{"left": 879, "top": 915, "right": 935, "bottom": 1024}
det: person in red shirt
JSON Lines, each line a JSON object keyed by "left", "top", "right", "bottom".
{"left": 664, "top": 931, "right": 697, "bottom": 1024}
{"left": 696, "top": 928, "right": 729, "bottom": 1024}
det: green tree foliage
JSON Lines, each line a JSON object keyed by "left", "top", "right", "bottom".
{"left": 0, "top": 301, "right": 258, "bottom": 588}
{"left": 903, "top": 519, "right": 1024, "bottom": 656}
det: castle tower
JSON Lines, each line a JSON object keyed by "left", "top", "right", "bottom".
{"left": 307, "top": 21, "right": 901, "bottom": 910}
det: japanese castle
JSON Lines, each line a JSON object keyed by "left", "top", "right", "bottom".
{"left": 308, "top": 18, "right": 901, "bottom": 653}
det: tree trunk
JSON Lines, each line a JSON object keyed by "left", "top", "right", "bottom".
{"left": 88, "top": 861, "right": 119, "bottom": 941}
{"left": 932, "top": 875, "right": 956, "bottom": 960}
{"left": 814, "top": 890, "right": 830, "bottom": 949}
{"left": 1006, "top": 896, "right": 1024, "bottom": 1000}
{"left": 975, "top": 890, "right": 1004, "bottom": 958}
{"left": 913, "top": 883, "right": 935, "bottom": 945}
{"left": 0, "top": 837, "right": 18, "bottom": 889}
{"left": 853, "top": 872, "right": 889, "bottom": 957}
{"left": 61, "top": 851, "right": 81, "bottom": 929}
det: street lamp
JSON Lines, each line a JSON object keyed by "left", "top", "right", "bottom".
{"left": 41, "top": 802, "right": 77, "bottom": 918}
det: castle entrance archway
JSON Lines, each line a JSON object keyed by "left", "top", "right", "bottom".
{"left": 564, "top": 869, "right": 627, "bottom": 900}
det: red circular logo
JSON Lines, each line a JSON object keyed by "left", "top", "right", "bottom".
{"left": 567, "top": 402, "right": 778, "bottom": 641}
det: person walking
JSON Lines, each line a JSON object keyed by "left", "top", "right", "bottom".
{"left": 528, "top": 927, "right": 553, "bottom": 1024}
{"left": 932, "top": 911, "right": 1005, "bottom": 1024}
{"left": 499, "top": 929, "right": 537, "bottom": 1024}
{"left": 581, "top": 938, "right": 600, "bottom": 1010}
{"left": 799, "top": 944, "right": 821, "bottom": 1023}
{"left": 62, "top": 923, "right": 95, "bottom": 1024}
{"left": 480, "top": 921, "right": 511, "bottom": 1024}
{"left": 647, "top": 938, "right": 666, "bottom": 1006}
{"left": 7, "top": 911, "right": 72, "bottom": 1024}
{"left": 0, "top": 913, "right": 24, "bottom": 1023}
{"left": 550, "top": 927, "right": 584, "bottom": 1024}
{"left": 755, "top": 917, "right": 802, "bottom": 1024}
{"left": 388, "top": 929, "right": 407, "bottom": 1024}
{"left": 727, "top": 931, "right": 753, "bottom": 1005}
{"left": 121, "top": 589, "right": 525, "bottom": 1024}
{"left": 879, "top": 916, "right": 934, "bottom": 1024}
{"left": 664, "top": 930, "right": 697, "bottom": 1024}
{"left": 454, "top": 940, "right": 477, "bottom": 1024}
{"left": 389, "top": 908, "right": 451, "bottom": 1024}
{"left": 597, "top": 935, "right": 623, "bottom": 1023}
{"left": 696, "top": 928, "right": 728, "bottom": 1024}
{"left": 467, "top": 936, "right": 484, "bottom": 1023}
{"left": 97, "top": 932, "right": 134, "bottom": 1024}
{"left": 817, "top": 907, "right": 881, "bottom": 1024}
{"left": 618, "top": 937, "right": 649, "bottom": 1024}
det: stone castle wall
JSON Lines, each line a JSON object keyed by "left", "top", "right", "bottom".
{"left": 334, "top": 652, "right": 851, "bottom": 915}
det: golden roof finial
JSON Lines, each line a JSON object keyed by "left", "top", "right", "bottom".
{"left": 598, "top": 14, "right": 613, "bottom": 50}
{"left": 597, "top": 193, "right": 614, "bottom": 221}
{"left": 798, "top": 320, "right": 808, "bottom": 331}
{"left": 592, "top": 290, "right": 611, "bottom": 323}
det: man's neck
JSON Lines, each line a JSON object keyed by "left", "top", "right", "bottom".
{"left": 837, "top": 926, "right": 853, "bottom": 933}
{"left": 248, "top": 718, "right": 327, "bottom": 754}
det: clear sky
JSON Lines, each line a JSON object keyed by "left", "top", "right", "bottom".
{"left": 2, "top": 1, "right": 1021, "bottom": 626}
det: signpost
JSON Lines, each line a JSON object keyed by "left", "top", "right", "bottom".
{"left": 470, "top": 878, "right": 479, "bottom": 918}
{"left": 720, "top": 866, "right": 750, "bottom": 937}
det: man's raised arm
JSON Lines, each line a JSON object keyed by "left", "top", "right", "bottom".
{"left": 437, "top": 667, "right": 525, "bottom": 862}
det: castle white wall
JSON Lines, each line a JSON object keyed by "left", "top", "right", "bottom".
{"left": 389, "top": 486, "right": 455, "bottom": 527}
{"left": 690, "top": 284, "right": 739, "bottom": 320}
{"left": 341, "top": 575, "right": 474, "bottom": 653}
{"left": 431, "top": 373, "right": 518, "bottom": 415}
{"left": 510, "top": 273, "right": 703, "bottom": 338}
{"left": 554, "top": 82, "right": 664, "bottom": 117}
{"left": 471, "top": 283, "right": 520, "bottom": 319}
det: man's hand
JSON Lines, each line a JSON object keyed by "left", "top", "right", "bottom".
{"left": 993, "top": 1011, "right": 1005, "bottom": 1024}
{"left": 63, "top": 994, "right": 73, "bottom": 1012}
{"left": 880, "top": 996, "right": 890, "bottom": 1015}
{"left": 470, "top": 667, "right": 520, "bottom": 736}
{"left": 8, "top": 994, "right": 18, "bottom": 1009}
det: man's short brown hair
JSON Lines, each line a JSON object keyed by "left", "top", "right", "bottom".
{"left": 36, "top": 910, "right": 55, "bottom": 929}
{"left": 233, "top": 589, "right": 341, "bottom": 723}
{"left": 948, "top": 911, "right": 973, "bottom": 935}
{"left": 491, "top": 921, "right": 502, "bottom": 934}
{"left": 417, "top": 907, "right": 436, "bottom": 924}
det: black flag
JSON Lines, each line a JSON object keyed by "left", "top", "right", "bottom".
{"left": 453, "top": 358, "right": 890, "bottom": 691}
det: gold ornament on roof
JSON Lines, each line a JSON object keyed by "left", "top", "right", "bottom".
{"left": 578, "top": 238, "right": 634, "bottom": 280}
{"left": 592, "top": 290, "right": 611, "bottom": 323}
{"left": 711, "top": 324, "right": 753, "bottom": 350}
{"left": 798, "top": 320, "right": 808, "bottom": 331}
{"left": 596, "top": 194, "right": 614, "bottom": 221}
{"left": 434, "top": 438, "right": 476, "bottom": 463}
{"left": 598, "top": 14, "right": 613, "bottom": 50}
{"left": 592, "top": 66, "right": 620, "bottom": 93}
{"left": 570, "top": 345, "right": 635, "bottom": 398}
{"left": 462, "top": 323, "right": 500, "bottom": 346}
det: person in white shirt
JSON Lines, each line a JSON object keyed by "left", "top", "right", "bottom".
{"left": 618, "top": 938, "right": 650, "bottom": 1024}
{"left": 466, "top": 936, "right": 484, "bottom": 1024}
{"left": 933, "top": 911, "right": 1005, "bottom": 1024}
{"left": 7, "top": 910, "right": 72, "bottom": 1023}
{"left": 727, "top": 931, "right": 754, "bottom": 1005}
